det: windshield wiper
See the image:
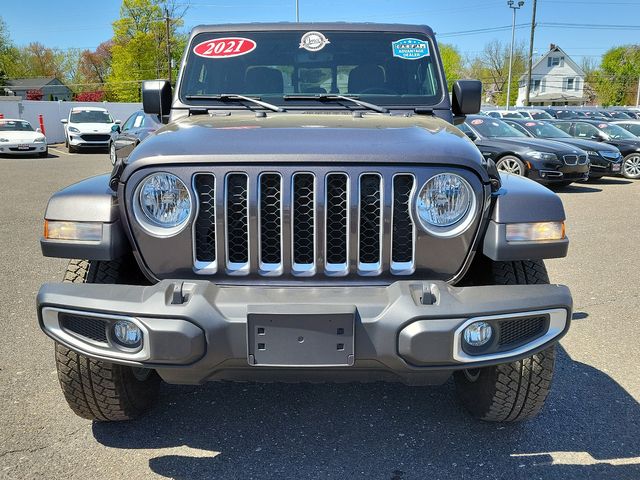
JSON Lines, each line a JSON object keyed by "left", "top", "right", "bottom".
{"left": 283, "top": 94, "right": 388, "bottom": 114}
{"left": 184, "top": 94, "right": 284, "bottom": 112}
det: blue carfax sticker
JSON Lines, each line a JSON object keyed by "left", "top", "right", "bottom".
{"left": 392, "top": 38, "right": 430, "bottom": 60}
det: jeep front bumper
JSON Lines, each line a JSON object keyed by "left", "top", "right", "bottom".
{"left": 37, "top": 280, "right": 572, "bottom": 385}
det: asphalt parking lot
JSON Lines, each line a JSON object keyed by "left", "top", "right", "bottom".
{"left": 0, "top": 148, "right": 638, "bottom": 480}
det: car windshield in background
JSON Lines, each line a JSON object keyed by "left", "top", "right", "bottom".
{"left": 0, "top": 120, "right": 34, "bottom": 132}
{"left": 181, "top": 31, "right": 442, "bottom": 107}
{"left": 469, "top": 118, "right": 526, "bottom": 138}
{"left": 70, "top": 110, "right": 113, "bottom": 123}
{"left": 530, "top": 111, "right": 553, "bottom": 120}
{"left": 524, "top": 121, "right": 571, "bottom": 138}
{"left": 598, "top": 122, "right": 638, "bottom": 140}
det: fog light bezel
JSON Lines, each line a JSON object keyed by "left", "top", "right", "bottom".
{"left": 461, "top": 320, "right": 496, "bottom": 355}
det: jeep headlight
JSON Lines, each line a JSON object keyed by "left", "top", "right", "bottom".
{"left": 415, "top": 173, "right": 475, "bottom": 237}
{"left": 133, "top": 172, "right": 192, "bottom": 236}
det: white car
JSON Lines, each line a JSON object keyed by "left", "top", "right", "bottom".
{"left": 61, "top": 107, "right": 119, "bottom": 153}
{"left": 484, "top": 109, "right": 526, "bottom": 119}
{"left": 0, "top": 119, "right": 48, "bottom": 157}
{"left": 517, "top": 109, "right": 554, "bottom": 120}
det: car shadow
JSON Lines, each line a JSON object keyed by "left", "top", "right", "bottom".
{"left": 587, "top": 177, "right": 633, "bottom": 186}
{"left": 92, "top": 345, "right": 639, "bottom": 479}
{"left": 551, "top": 184, "right": 602, "bottom": 194}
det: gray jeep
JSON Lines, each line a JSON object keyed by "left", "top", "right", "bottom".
{"left": 37, "top": 23, "right": 572, "bottom": 422}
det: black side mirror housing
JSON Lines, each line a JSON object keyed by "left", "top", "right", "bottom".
{"left": 464, "top": 131, "right": 478, "bottom": 141}
{"left": 142, "top": 80, "right": 172, "bottom": 119}
{"left": 451, "top": 80, "right": 482, "bottom": 125}
{"left": 111, "top": 124, "right": 120, "bottom": 133}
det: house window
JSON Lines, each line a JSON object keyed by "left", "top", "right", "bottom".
{"left": 547, "top": 56, "right": 564, "bottom": 67}
{"left": 533, "top": 79, "right": 541, "bottom": 91}
{"left": 567, "top": 78, "right": 574, "bottom": 90}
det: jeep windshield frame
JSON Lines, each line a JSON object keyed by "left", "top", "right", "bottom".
{"left": 178, "top": 24, "right": 447, "bottom": 111}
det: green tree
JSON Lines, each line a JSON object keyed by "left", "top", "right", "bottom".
{"left": 440, "top": 43, "right": 463, "bottom": 88}
{"left": 593, "top": 45, "right": 640, "bottom": 106}
{"left": 107, "top": 0, "right": 186, "bottom": 102}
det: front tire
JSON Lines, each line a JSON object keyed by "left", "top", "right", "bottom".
{"left": 454, "top": 260, "right": 556, "bottom": 422}
{"left": 622, "top": 153, "right": 640, "bottom": 179}
{"left": 496, "top": 155, "right": 526, "bottom": 176}
{"left": 54, "top": 259, "right": 159, "bottom": 421}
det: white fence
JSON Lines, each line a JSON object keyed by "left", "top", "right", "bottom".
{"left": 0, "top": 99, "right": 141, "bottom": 144}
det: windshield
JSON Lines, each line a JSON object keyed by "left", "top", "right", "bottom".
{"left": 598, "top": 122, "right": 638, "bottom": 140}
{"left": 468, "top": 118, "right": 527, "bottom": 138}
{"left": 523, "top": 121, "right": 571, "bottom": 138}
{"left": 0, "top": 120, "right": 34, "bottom": 132}
{"left": 531, "top": 111, "right": 553, "bottom": 120}
{"left": 181, "top": 30, "right": 443, "bottom": 107}
{"left": 70, "top": 110, "right": 113, "bottom": 124}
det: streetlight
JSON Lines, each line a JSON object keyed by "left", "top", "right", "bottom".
{"left": 506, "top": 0, "right": 524, "bottom": 109}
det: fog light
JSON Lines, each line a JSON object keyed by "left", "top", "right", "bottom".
{"left": 463, "top": 321, "right": 493, "bottom": 347}
{"left": 112, "top": 320, "right": 142, "bottom": 347}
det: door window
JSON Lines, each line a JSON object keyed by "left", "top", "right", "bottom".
{"left": 574, "top": 123, "right": 599, "bottom": 138}
{"left": 121, "top": 113, "right": 137, "bottom": 131}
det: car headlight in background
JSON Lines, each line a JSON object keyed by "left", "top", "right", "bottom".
{"left": 133, "top": 172, "right": 192, "bottom": 236}
{"left": 527, "top": 151, "right": 557, "bottom": 161}
{"left": 585, "top": 150, "right": 598, "bottom": 156}
{"left": 0, "top": 138, "right": 9, "bottom": 142}
{"left": 67, "top": 126, "right": 80, "bottom": 133}
{"left": 415, "top": 173, "right": 476, "bottom": 237}
{"left": 34, "top": 136, "right": 46, "bottom": 143}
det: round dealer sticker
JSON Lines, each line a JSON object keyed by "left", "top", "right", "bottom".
{"left": 299, "top": 31, "right": 330, "bottom": 52}
{"left": 471, "top": 119, "right": 484, "bottom": 125}
{"left": 193, "top": 37, "right": 256, "bottom": 58}
{"left": 525, "top": 122, "right": 537, "bottom": 126}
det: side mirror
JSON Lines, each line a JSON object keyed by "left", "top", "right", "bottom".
{"left": 111, "top": 124, "right": 120, "bottom": 133}
{"left": 142, "top": 80, "right": 172, "bottom": 118}
{"left": 115, "top": 119, "right": 121, "bottom": 124}
{"left": 451, "top": 80, "right": 482, "bottom": 124}
{"left": 464, "top": 130, "right": 478, "bottom": 141}
{"left": 61, "top": 119, "right": 67, "bottom": 124}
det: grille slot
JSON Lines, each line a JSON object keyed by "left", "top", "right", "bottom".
{"left": 80, "top": 134, "right": 110, "bottom": 142}
{"left": 358, "top": 174, "right": 383, "bottom": 274}
{"left": 563, "top": 155, "right": 578, "bottom": 165}
{"left": 292, "top": 173, "right": 316, "bottom": 275}
{"left": 498, "top": 315, "right": 547, "bottom": 349}
{"left": 578, "top": 154, "right": 588, "bottom": 165}
{"left": 60, "top": 313, "right": 108, "bottom": 344}
{"left": 194, "top": 174, "right": 217, "bottom": 271}
{"left": 225, "top": 173, "right": 249, "bottom": 274}
{"left": 259, "top": 173, "right": 283, "bottom": 275}
{"left": 391, "top": 174, "right": 415, "bottom": 274}
{"left": 325, "top": 173, "right": 349, "bottom": 275}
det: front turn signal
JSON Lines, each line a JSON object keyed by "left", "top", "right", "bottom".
{"left": 505, "top": 222, "right": 565, "bottom": 242}
{"left": 44, "top": 220, "right": 103, "bottom": 242}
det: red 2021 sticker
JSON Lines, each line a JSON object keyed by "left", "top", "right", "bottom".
{"left": 193, "top": 37, "right": 256, "bottom": 58}
{"left": 471, "top": 119, "right": 484, "bottom": 125}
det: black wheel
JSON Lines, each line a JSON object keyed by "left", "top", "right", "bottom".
{"left": 622, "top": 153, "right": 640, "bottom": 179}
{"left": 54, "top": 258, "right": 159, "bottom": 421}
{"left": 65, "top": 136, "right": 68, "bottom": 148}
{"left": 454, "top": 260, "right": 556, "bottom": 422}
{"left": 109, "top": 142, "right": 117, "bottom": 165}
{"left": 68, "top": 144, "right": 77, "bottom": 153}
{"left": 495, "top": 155, "right": 526, "bottom": 176}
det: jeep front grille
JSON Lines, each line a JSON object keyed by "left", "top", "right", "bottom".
{"left": 192, "top": 171, "right": 416, "bottom": 277}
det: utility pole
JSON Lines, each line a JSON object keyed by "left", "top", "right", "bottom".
{"left": 165, "top": 6, "right": 172, "bottom": 83}
{"left": 636, "top": 76, "right": 640, "bottom": 107}
{"left": 525, "top": 0, "right": 537, "bottom": 106}
{"left": 295, "top": 0, "right": 299, "bottom": 22}
{"left": 505, "top": 1, "right": 524, "bottom": 110}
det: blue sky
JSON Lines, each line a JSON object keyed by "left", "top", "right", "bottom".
{"left": 2, "top": 0, "right": 639, "bottom": 63}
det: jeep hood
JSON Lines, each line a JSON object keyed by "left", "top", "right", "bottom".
{"left": 124, "top": 113, "right": 489, "bottom": 182}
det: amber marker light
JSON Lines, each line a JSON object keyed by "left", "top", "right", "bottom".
{"left": 505, "top": 222, "right": 565, "bottom": 242}
{"left": 44, "top": 220, "right": 103, "bottom": 242}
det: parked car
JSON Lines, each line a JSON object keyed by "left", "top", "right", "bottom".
{"left": 610, "top": 119, "right": 640, "bottom": 137}
{"left": 0, "top": 119, "right": 48, "bottom": 157}
{"left": 603, "top": 110, "right": 633, "bottom": 120}
{"left": 503, "top": 118, "right": 622, "bottom": 179}
{"left": 61, "top": 107, "right": 120, "bottom": 153}
{"left": 581, "top": 111, "right": 610, "bottom": 121}
{"left": 460, "top": 115, "right": 589, "bottom": 186}
{"left": 484, "top": 109, "right": 525, "bottom": 119}
{"left": 554, "top": 109, "right": 588, "bottom": 120}
{"left": 109, "top": 110, "right": 162, "bottom": 165}
{"left": 551, "top": 119, "right": 640, "bottom": 179}
{"left": 517, "top": 109, "right": 554, "bottom": 120}
{"left": 37, "top": 23, "right": 573, "bottom": 424}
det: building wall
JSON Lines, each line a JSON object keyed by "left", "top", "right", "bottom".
{"left": 516, "top": 52, "right": 585, "bottom": 106}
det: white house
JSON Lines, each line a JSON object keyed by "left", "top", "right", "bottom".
{"left": 516, "top": 44, "right": 586, "bottom": 107}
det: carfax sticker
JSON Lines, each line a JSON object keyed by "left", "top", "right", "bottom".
{"left": 392, "top": 38, "right": 430, "bottom": 60}
{"left": 471, "top": 119, "right": 484, "bottom": 125}
{"left": 193, "top": 37, "right": 256, "bottom": 58}
{"left": 598, "top": 123, "right": 608, "bottom": 129}
{"left": 525, "top": 122, "right": 537, "bottom": 126}
{"left": 299, "top": 31, "right": 330, "bottom": 52}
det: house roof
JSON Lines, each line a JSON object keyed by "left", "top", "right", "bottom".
{"left": 6, "top": 77, "right": 62, "bottom": 89}
{"left": 519, "top": 45, "right": 585, "bottom": 81}
{"left": 528, "top": 92, "right": 585, "bottom": 101}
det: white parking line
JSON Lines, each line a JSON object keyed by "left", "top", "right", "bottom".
{"left": 49, "top": 147, "right": 76, "bottom": 156}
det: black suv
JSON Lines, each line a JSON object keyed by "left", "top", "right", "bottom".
{"left": 552, "top": 119, "right": 640, "bottom": 179}
{"left": 460, "top": 115, "right": 589, "bottom": 186}
{"left": 503, "top": 118, "right": 623, "bottom": 179}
